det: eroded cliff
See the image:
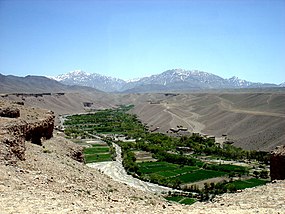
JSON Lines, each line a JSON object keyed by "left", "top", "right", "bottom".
{"left": 0, "top": 101, "right": 54, "bottom": 164}
{"left": 270, "top": 145, "right": 285, "bottom": 180}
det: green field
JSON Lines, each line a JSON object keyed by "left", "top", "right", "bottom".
{"left": 138, "top": 161, "right": 227, "bottom": 184}
{"left": 138, "top": 162, "right": 179, "bottom": 174}
{"left": 228, "top": 178, "right": 268, "bottom": 190}
{"left": 165, "top": 196, "right": 196, "bottom": 205}
{"left": 205, "top": 164, "right": 249, "bottom": 173}
{"left": 83, "top": 144, "right": 113, "bottom": 163}
{"left": 176, "top": 170, "right": 226, "bottom": 183}
{"left": 84, "top": 146, "right": 110, "bottom": 154}
{"left": 85, "top": 153, "right": 112, "bottom": 163}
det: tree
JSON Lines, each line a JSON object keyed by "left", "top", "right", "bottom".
{"left": 253, "top": 170, "right": 260, "bottom": 178}
{"left": 204, "top": 182, "right": 210, "bottom": 192}
{"left": 260, "top": 170, "right": 268, "bottom": 179}
{"left": 226, "top": 183, "right": 237, "bottom": 193}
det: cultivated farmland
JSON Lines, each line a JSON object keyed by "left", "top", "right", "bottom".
{"left": 63, "top": 105, "right": 270, "bottom": 204}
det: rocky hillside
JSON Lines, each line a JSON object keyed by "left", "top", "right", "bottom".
{"left": 0, "top": 101, "right": 54, "bottom": 164}
{"left": 0, "top": 101, "right": 284, "bottom": 213}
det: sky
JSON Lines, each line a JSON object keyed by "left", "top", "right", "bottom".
{"left": 0, "top": 0, "right": 284, "bottom": 84}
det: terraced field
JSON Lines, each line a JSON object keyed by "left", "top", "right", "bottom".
{"left": 138, "top": 161, "right": 227, "bottom": 184}
{"left": 165, "top": 196, "right": 196, "bottom": 205}
{"left": 84, "top": 144, "right": 113, "bottom": 163}
{"left": 228, "top": 178, "right": 268, "bottom": 190}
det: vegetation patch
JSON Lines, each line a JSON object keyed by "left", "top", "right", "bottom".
{"left": 64, "top": 105, "right": 142, "bottom": 137}
{"left": 176, "top": 170, "right": 227, "bottom": 183}
{"left": 165, "top": 196, "right": 196, "bottom": 205}
{"left": 84, "top": 146, "right": 110, "bottom": 154}
{"left": 138, "top": 161, "right": 179, "bottom": 174}
{"left": 85, "top": 153, "right": 112, "bottom": 163}
{"left": 227, "top": 178, "right": 268, "bottom": 190}
{"left": 83, "top": 143, "right": 116, "bottom": 163}
{"left": 64, "top": 105, "right": 270, "bottom": 205}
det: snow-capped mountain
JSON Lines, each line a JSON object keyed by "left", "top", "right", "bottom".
{"left": 51, "top": 69, "right": 281, "bottom": 93}
{"left": 129, "top": 69, "right": 223, "bottom": 85}
{"left": 52, "top": 70, "right": 125, "bottom": 92}
{"left": 227, "top": 76, "right": 252, "bottom": 88}
{"left": 120, "top": 69, "right": 228, "bottom": 92}
{"left": 121, "top": 69, "right": 275, "bottom": 92}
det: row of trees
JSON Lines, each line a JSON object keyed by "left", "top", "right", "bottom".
{"left": 178, "top": 135, "right": 269, "bottom": 163}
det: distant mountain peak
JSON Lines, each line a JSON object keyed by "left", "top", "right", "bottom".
{"left": 227, "top": 76, "right": 252, "bottom": 87}
{"left": 126, "top": 77, "right": 142, "bottom": 83}
{"left": 71, "top": 70, "right": 89, "bottom": 75}
{"left": 50, "top": 69, "right": 281, "bottom": 93}
{"left": 52, "top": 70, "right": 126, "bottom": 92}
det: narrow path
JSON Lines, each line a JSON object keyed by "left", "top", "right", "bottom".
{"left": 218, "top": 97, "right": 285, "bottom": 118}
{"left": 162, "top": 103, "right": 205, "bottom": 133}
{"left": 87, "top": 143, "right": 175, "bottom": 194}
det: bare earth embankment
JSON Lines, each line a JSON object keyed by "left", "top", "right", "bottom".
{"left": 130, "top": 92, "right": 285, "bottom": 151}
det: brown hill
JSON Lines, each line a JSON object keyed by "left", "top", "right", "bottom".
{"left": 0, "top": 74, "right": 102, "bottom": 93}
{"left": 1, "top": 90, "right": 284, "bottom": 151}
{"left": 130, "top": 92, "right": 285, "bottom": 151}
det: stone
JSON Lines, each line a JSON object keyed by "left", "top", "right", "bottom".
{"left": 0, "top": 107, "right": 20, "bottom": 118}
{"left": 270, "top": 145, "right": 285, "bottom": 180}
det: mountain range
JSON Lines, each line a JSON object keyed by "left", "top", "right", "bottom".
{"left": 0, "top": 69, "right": 283, "bottom": 94}
{"left": 0, "top": 73, "right": 100, "bottom": 93}
{"left": 52, "top": 69, "right": 283, "bottom": 93}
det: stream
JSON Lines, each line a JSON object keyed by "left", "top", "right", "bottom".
{"left": 87, "top": 143, "right": 176, "bottom": 194}
{"left": 60, "top": 114, "right": 180, "bottom": 194}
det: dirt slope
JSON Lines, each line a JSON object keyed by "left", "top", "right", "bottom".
{"left": 130, "top": 92, "right": 285, "bottom": 151}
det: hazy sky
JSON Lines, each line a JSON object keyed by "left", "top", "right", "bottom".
{"left": 0, "top": 0, "right": 284, "bottom": 83}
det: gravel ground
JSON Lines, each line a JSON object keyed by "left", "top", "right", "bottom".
{"left": 87, "top": 143, "right": 174, "bottom": 194}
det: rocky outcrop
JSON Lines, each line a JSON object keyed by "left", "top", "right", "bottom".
{"left": 0, "top": 101, "right": 55, "bottom": 164}
{"left": 24, "top": 113, "right": 54, "bottom": 145}
{"left": 1, "top": 137, "right": 25, "bottom": 163}
{"left": 270, "top": 145, "right": 285, "bottom": 180}
{"left": 0, "top": 107, "right": 20, "bottom": 118}
{"left": 70, "top": 149, "right": 84, "bottom": 163}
